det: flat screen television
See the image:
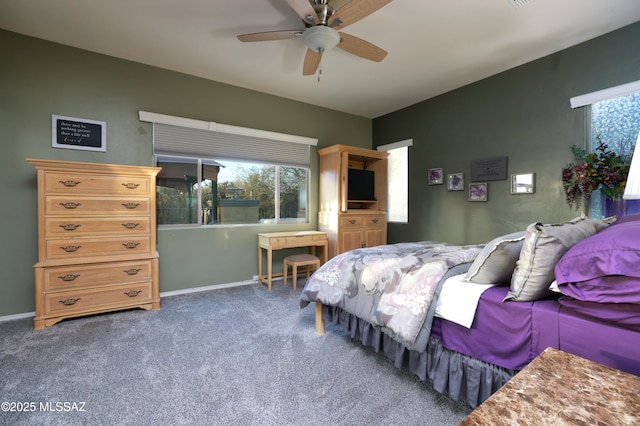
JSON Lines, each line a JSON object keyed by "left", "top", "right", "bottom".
{"left": 348, "top": 168, "right": 375, "bottom": 201}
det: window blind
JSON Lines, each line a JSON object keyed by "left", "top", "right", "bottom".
{"left": 140, "top": 112, "right": 317, "bottom": 168}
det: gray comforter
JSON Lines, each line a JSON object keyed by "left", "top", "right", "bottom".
{"left": 300, "top": 241, "right": 482, "bottom": 351}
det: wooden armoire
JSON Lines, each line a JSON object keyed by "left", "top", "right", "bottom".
{"left": 317, "top": 144, "right": 388, "bottom": 259}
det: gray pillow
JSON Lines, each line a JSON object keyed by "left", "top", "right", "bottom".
{"left": 464, "top": 231, "right": 526, "bottom": 284}
{"left": 505, "top": 217, "right": 597, "bottom": 302}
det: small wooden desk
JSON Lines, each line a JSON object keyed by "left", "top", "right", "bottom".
{"left": 460, "top": 347, "right": 640, "bottom": 425}
{"left": 257, "top": 231, "right": 328, "bottom": 291}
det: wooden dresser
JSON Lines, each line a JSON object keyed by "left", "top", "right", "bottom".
{"left": 28, "top": 159, "right": 161, "bottom": 330}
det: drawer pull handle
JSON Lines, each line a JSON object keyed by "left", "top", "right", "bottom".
{"left": 122, "top": 183, "right": 140, "bottom": 189}
{"left": 60, "top": 245, "right": 82, "bottom": 252}
{"left": 371, "top": 218, "right": 379, "bottom": 223}
{"left": 121, "top": 223, "right": 140, "bottom": 229}
{"left": 58, "top": 274, "right": 80, "bottom": 282}
{"left": 124, "top": 268, "right": 142, "bottom": 275}
{"left": 124, "top": 290, "right": 142, "bottom": 298}
{"left": 59, "top": 202, "right": 81, "bottom": 209}
{"left": 349, "top": 219, "right": 356, "bottom": 224}
{"left": 122, "top": 203, "right": 140, "bottom": 209}
{"left": 59, "top": 298, "right": 80, "bottom": 306}
{"left": 59, "top": 224, "right": 81, "bottom": 231}
{"left": 59, "top": 180, "right": 81, "bottom": 187}
{"left": 122, "top": 242, "right": 140, "bottom": 249}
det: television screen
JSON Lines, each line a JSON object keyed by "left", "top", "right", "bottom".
{"left": 348, "top": 169, "right": 375, "bottom": 201}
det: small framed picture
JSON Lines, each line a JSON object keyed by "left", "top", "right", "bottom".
{"left": 447, "top": 173, "right": 464, "bottom": 191}
{"left": 428, "top": 168, "right": 444, "bottom": 185}
{"left": 510, "top": 173, "right": 535, "bottom": 194}
{"left": 469, "top": 182, "right": 488, "bottom": 202}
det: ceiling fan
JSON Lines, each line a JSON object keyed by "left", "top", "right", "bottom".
{"left": 237, "top": 0, "right": 392, "bottom": 76}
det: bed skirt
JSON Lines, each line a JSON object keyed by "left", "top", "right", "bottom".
{"left": 323, "top": 305, "right": 516, "bottom": 408}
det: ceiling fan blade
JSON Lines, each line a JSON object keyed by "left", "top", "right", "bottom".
{"left": 329, "top": 0, "right": 392, "bottom": 29}
{"left": 303, "top": 49, "right": 322, "bottom": 75}
{"left": 286, "top": 0, "right": 319, "bottom": 25}
{"left": 237, "top": 30, "right": 302, "bottom": 42}
{"left": 337, "top": 32, "right": 387, "bottom": 62}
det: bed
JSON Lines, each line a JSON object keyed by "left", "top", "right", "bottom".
{"left": 300, "top": 214, "right": 640, "bottom": 408}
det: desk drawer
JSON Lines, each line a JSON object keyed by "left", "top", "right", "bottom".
{"left": 285, "top": 235, "right": 314, "bottom": 245}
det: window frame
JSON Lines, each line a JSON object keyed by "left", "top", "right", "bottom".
{"left": 571, "top": 81, "right": 640, "bottom": 219}
{"left": 377, "top": 139, "right": 412, "bottom": 223}
{"left": 155, "top": 154, "right": 310, "bottom": 228}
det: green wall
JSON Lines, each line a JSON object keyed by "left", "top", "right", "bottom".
{"left": 373, "top": 22, "right": 640, "bottom": 245}
{"left": 2, "top": 22, "right": 639, "bottom": 318}
{"left": 1, "top": 30, "right": 371, "bottom": 317}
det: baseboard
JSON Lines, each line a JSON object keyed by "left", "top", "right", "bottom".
{"left": 0, "top": 279, "right": 262, "bottom": 324}
{"left": 159, "top": 279, "right": 256, "bottom": 298}
{"left": 0, "top": 311, "right": 36, "bottom": 322}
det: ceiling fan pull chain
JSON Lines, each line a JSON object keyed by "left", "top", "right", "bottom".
{"left": 317, "top": 50, "right": 323, "bottom": 82}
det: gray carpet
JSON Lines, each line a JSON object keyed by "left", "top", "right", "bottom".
{"left": 0, "top": 281, "right": 472, "bottom": 425}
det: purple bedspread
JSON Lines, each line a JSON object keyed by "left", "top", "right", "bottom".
{"left": 433, "top": 286, "right": 640, "bottom": 375}
{"left": 432, "top": 286, "right": 560, "bottom": 370}
{"left": 557, "top": 300, "right": 640, "bottom": 375}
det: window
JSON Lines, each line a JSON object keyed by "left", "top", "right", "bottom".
{"left": 140, "top": 112, "right": 316, "bottom": 227}
{"left": 589, "top": 92, "right": 640, "bottom": 218}
{"left": 378, "top": 139, "right": 412, "bottom": 223}
{"left": 155, "top": 156, "right": 308, "bottom": 226}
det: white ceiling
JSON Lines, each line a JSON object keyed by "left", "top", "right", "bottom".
{"left": 2, "top": 0, "right": 640, "bottom": 118}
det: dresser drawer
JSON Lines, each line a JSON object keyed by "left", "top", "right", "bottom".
{"left": 46, "top": 217, "right": 151, "bottom": 237}
{"left": 44, "top": 172, "right": 152, "bottom": 196}
{"left": 340, "top": 215, "right": 364, "bottom": 227}
{"left": 43, "top": 260, "right": 153, "bottom": 291}
{"left": 44, "top": 282, "right": 153, "bottom": 315}
{"left": 46, "top": 196, "right": 151, "bottom": 215}
{"left": 46, "top": 236, "right": 152, "bottom": 260}
{"left": 364, "top": 215, "right": 386, "bottom": 227}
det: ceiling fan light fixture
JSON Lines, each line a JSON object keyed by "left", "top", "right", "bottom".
{"left": 301, "top": 25, "right": 340, "bottom": 52}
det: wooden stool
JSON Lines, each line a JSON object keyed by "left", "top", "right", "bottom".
{"left": 283, "top": 254, "right": 320, "bottom": 290}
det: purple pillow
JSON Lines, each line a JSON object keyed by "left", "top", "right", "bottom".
{"left": 555, "top": 219, "right": 640, "bottom": 283}
{"left": 558, "top": 295, "right": 640, "bottom": 329}
{"left": 558, "top": 275, "right": 640, "bottom": 303}
{"left": 555, "top": 218, "right": 640, "bottom": 303}
{"left": 610, "top": 212, "right": 640, "bottom": 226}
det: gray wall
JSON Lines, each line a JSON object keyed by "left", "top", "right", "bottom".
{"left": 1, "top": 30, "right": 371, "bottom": 317}
{"left": 373, "top": 22, "right": 640, "bottom": 245}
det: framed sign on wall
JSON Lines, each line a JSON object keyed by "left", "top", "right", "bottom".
{"left": 471, "top": 156, "right": 507, "bottom": 181}
{"left": 52, "top": 115, "right": 106, "bottom": 152}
